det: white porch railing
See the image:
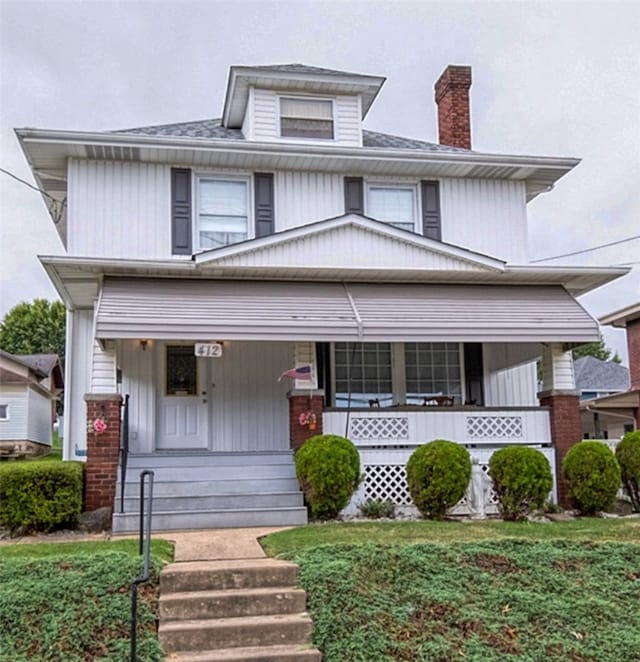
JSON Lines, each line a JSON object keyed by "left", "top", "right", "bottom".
{"left": 323, "top": 407, "right": 555, "bottom": 516}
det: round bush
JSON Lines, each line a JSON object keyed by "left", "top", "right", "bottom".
{"left": 489, "top": 446, "right": 553, "bottom": 521}
{"left": 406, "top": 440, "right": 471, "bottom": 520}
{"left": 562, "top": 441, "right": 621, "bottom": 515}
{"left": 615, "top": 430, "right": 640, "bottom": 512}
{"left": 295, "top": 434, "right": 360, "bottom": 520}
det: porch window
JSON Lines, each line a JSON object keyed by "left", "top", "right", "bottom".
{"left": 334, "top": 343, "right": 393, "bottom": 407}
{"left": 405, "top": 342, "right": 462, "bottom": 405}
{"left": 280, "top": 97, "right": 334, "bottom": 139}
{"left": 166, "top": 345, "right": 197, "bottom": 396}
{"left": 0, "top": 404, "right": 8, "bottom": 420}
{"left": 332, "top": 342, "right": 463, "bottom": 408}
{"left": 196, "top": 177, "right": 248, "bottom": 249}
{"left": 366, "top": 185, "right": 417, "bottom": 232}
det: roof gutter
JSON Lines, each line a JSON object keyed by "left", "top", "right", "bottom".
{"left": 584, "top": 404, "right": 637, "bottom": 422}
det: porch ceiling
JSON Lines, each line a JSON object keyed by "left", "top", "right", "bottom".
{"left": 95, "top": 277, "right": 600, "bottom": 344}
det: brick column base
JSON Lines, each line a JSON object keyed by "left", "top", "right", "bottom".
{"left": 288, "top": 391, "right": 325, "bottom": 452}
{"left": 539, "top": 391, "right": 581, "bottom": 508}
{"left": 84, "top": 394, "right": 122, "bottom": 512}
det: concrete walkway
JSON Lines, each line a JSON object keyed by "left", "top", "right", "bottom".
{"left": 155, "top": 527, "right": 291, "bottom": 562}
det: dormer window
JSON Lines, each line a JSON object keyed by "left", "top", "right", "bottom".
{"left": 279, "top": 97, "right": 334, "bottom": 140}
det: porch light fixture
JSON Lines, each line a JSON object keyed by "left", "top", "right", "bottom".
{"left": 139, "top": 339, "right": 149, "bottom": 351}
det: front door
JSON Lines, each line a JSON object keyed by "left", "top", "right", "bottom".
{"left": 156, "top": 344, "right": 208, "bottom": 450}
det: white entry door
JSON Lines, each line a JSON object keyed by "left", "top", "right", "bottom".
{"left": 156, "top": 344, "right": 209, "bottom": 450}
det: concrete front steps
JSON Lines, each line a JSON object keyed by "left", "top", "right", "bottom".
{"left": 112, "top": 451, "right": 308, "bottom": 533}
{"left": 159, "top": 559, "right": 321, "bottom": 662}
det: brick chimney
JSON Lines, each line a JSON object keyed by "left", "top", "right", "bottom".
{"left": 434, "top": 65, "right": 472, "bottom": 149}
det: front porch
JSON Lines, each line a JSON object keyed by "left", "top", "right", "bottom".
{"left": 323, "top": 406, "right": 555, "bottom": 515}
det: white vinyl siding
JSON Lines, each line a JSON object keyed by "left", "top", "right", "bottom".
{"left": 26, "top": 388, "right": 53, "bottom": 446}
{"left": 91, "top": 341, "right": 117, "bottom": 392}
{"left": 195, "top": 177, "right": 249, "bottom": 249}
{"left": 68, "top": 160, "right": 171, "bottom": 259}
{"left": 440, "top": 178, "right": 528, "bottom": 263}
{"left": 366, "top": 184, "right": 418, "bottom": 231}
{"left": 251, "top": 88, "right": 361, "bottom": 146}
{"left": 0, "top": 386, "right": 27, "bottom": 440}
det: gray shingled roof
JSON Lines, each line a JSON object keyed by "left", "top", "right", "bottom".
{"left": 113, "top": 118, "right": 467, "bottom": 153}
{"left": 241, "top": 63, "right": 369, "bottom": 77}
{"left": 574, "top": 356, "right": 630, "bottom": 392}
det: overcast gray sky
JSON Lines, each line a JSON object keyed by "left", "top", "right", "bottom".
{"left": 1, "top": 0, "right": 638, "bottom": 362}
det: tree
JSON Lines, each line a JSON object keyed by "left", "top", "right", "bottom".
{"left": 0, "top": 299, "right": 66, "bottom": 364}
{"left": 572, "top": 340, "right": 621, "bottom": 364}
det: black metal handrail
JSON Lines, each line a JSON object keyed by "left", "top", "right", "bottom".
{"left": 130, "top": 469, "right": 154, "bottom": 662}
{"left": 119, "top": 394, "right": 130, "bottom": 514}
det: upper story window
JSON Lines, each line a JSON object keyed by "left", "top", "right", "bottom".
{"left": 279, "top": 97, "right": 334, "bottom": 140}
{"left": 366, "top": 185, "right": 417, "bottom": 232}
{"left": 196, "top": 177, "right": 249, "bottom": 250}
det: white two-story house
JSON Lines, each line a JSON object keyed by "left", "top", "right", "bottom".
{"left": 17, "top": 63, "right": 627, "bottom": 531}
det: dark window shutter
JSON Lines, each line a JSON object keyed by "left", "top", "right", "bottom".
{"left": 315, "top": 342, "right": 332, "bottom": 405}
{"left": 171, "top": 168, "right": 192, "bottom": 255}
{"left": 254, "top": 173, "right": 275, "bottom": 237}
{"left": 463, "top": 343, "right": 484, "bottom": 406}
{"left": 344, "top": 177, "right": 364, "bottom": 215}
{"left": 421, "top": 180, "right": 441, "bottom": 241}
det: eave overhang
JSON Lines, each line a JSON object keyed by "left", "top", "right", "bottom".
{"left": 599, "top": 302, "right": 640, "bottom": 328}
{"left": 17, "top": 127, "right": 581, "bottom": 242}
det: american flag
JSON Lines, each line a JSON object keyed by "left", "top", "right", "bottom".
{"left": 278, "top": 365, "right": 313, "bottom": 381}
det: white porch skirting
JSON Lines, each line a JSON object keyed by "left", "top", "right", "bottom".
{"left": 323, "top": 408, "right": 556, "bottom": 516}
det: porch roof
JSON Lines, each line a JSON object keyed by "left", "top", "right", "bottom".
{"left": 95, "top": 277, "right": 599, "bottom": 345}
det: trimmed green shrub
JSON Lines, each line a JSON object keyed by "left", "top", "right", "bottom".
{"left": 406, "top": 440, "right": 471, "bottom": 520}
{"left": 616, "top": 430, "right": 640, "bottom": 511}
{"left": 358, "top": 498, "right": 396, "bottom": 519}
{"left": 295, "top": 434, "right": 360, "bottom": 520}
{"left": 0, "top": 461, "right": 84, "bottom": 533}
{"left": 489, "top": 446, "right": 553, "bottom": 521}
{"left": 562, "top": 441, "right": 621, "bottom": 515}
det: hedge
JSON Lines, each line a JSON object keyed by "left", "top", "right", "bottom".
{"left": 615, "top": 430, "right": 640, "bottom": 511}
{"left": 0, "top": 461, "right": 84, "bottom": 533}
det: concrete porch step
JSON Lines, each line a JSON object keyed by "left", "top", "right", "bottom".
{"left": 165, "top": 644, "right": 321, "bottom": 661}
{"left": 118, "top": 491, "right": 303, "bottom": 512}
{"left": 121, "top": 463, "right": 297, "bottom": 482}
{"left": 161, "top": 560, "right": 300, "bottom": 593}
{"left": 112, "top": 506, "right": 307, "bottom": 533}
{"left": 127, "top": 451, "right": 295, "bottom": 469}
{"left": 160, "top": 586, "right": 307, "bottom": 621}
{"left": 116, "top": 477, "right": 301, "bottom": 498}
{"left": 158, "top": 614, "right": 314, "bottom": 652}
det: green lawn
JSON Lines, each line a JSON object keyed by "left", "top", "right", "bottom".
{"left": 262, "top": 520, "right": 640, "bottom": 661}
{"left": 0, "top": 539, "right": 173, "bottom": 661}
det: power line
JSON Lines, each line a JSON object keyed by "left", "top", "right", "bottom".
{"left": 0, "top": 166, "right": 66, "bottom": 225}
{"left": 531, "top": 234, "right": 640, "bottom": 263}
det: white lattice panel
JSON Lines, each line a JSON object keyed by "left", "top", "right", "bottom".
{"left": 364, "top": 464, "right": 413, "bottom": 505}
{"left": 350, "top": 416, "right": 409, "bottom": 441}
{"left": 466, "top": 416, "right": 523, "bottom": 439}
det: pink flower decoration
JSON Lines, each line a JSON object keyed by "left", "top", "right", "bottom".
{"left": 93, "top": 418, "right": 107, "bottom": 434}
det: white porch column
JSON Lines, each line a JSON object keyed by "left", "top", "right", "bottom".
{"left": 541, "top": 343, "right": 576, "bottom": 392}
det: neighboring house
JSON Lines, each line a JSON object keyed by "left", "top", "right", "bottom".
{"left": 0, "top": 351, "right": 63, "bottom": 455}
{"left": 576, "top": 356, "right": 630, "bottom": 439}
{"left": 17, "top": 63, "right": 628, "bottom": 529}
{"left": 581, "top": 303, "right": 640, "bottom": 441}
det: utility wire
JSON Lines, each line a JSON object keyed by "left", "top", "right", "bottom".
{"left": 0, "top": 166, "right": 66, "bottom": 224}
{"left": 531, "top": 234, "right": 640, "bottom": 263}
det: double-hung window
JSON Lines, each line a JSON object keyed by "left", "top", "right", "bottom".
{"left": 367, "top": 185, "right": 417, "bottom": 231}
{"left": 332, "top": 342, "right": 463, "bottom": 408}
{"left": 196, "top": 177, "right": 249, "bottom": 250}
{"left": 280, "top": 97, "right": 334, "bottom": 140}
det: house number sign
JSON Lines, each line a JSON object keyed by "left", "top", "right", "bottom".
{"left": 194, "top": 342, "right": 223, "bottom": 358}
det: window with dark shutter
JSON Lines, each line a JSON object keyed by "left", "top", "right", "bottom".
{"left": 171, "top": 168, "right": 192, "bottom": 255}
{"left": 344, "top": 177, "right": 364, "bottom": 215}
{"left": 421, "top": 180, "right": 441, "bottom": 241}
{"left": 254, "top": 173, "right": 275, "bottom": 237}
